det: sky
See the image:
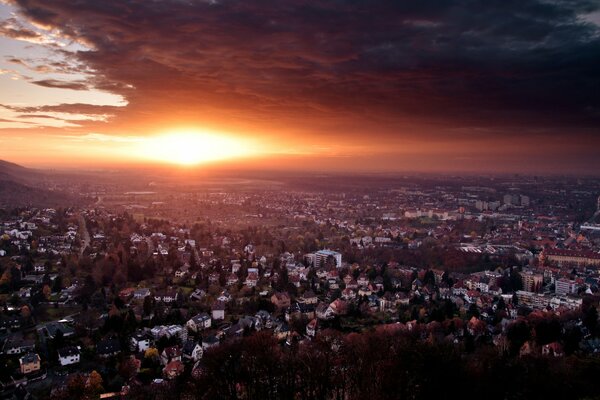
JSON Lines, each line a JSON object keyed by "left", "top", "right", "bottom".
{"left": 0, "top": 0, "right": 599, "bottom": 174}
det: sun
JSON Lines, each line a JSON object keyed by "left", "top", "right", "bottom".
{"left": 137, "top": 131, "right": 256, "bottom": 165}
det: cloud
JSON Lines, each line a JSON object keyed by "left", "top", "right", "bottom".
{"left": 30, "top": 78, "right": 89, "bottom": 90}
{"left": 2, "top": 102, "right": 121, "bottom": 115}
{"left": 2, "top": 0, "right": 600, "bottom": 149}
{"left": 0, "top": 16, "right": 56, "bottom": 44}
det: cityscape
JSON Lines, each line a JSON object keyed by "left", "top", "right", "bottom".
{"left": 1, "top": 1, "right": 600, "bottom": 400}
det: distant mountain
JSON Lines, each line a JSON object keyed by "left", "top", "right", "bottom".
{"left": 0, "top": 160, "right": 79, "bottom": 209}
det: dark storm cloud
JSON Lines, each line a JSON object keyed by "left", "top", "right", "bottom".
{"left": 6, "top": 0, "right": 600, "bottom": 135}
{"left": 30, "top": 79, "right": 89, "bottom": 90}
{"left": 1, "top": 103, "right": 120, "bottom": 115}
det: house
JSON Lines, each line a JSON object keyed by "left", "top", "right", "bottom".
{"left": 285, "top": 303, "right": 316, "bottom": 321}
{"left": 154, "top": 290, "right": 179, "bottom": 303}
{"left": 19, "top": 353, "right": 41, "bottom": 374}
{"left": 190, "top": 289, "right": 206, "bottom": 301}
{"left": 306, "top": 319, "right": 317, "bottom": 337}
{"left": 186, "top": 313, "right": 212, "bottom": 332}
{"left": 163, "top": 360, "right": 184, "bottom": 379}
{"left": 202, "top": 335, "right": 219, "bottom": 350}
{"left": 298, "top": 290, "right": 318, "bottom": 305}
{"left": 2, "top": 334, "right": 35, "bottom": 355}
{"left": 0, "top": 315, "right": 22, "bottom": 332}
{"left": 161, "top": 345, "right": 182, "bottom": 366}
{"left": 226, "top": 323, "right": 245, "bottom": 338}
{"left": 182, "top": 339, "right": 203, "bottom": 362}
{"left": 274, "top": 322, "right": 291, "bottom": 340}
{"left": 133, "top": 288, "right": 151, "bottom": 299}
{"left": 357, "top": 274, "right": 369, "bottom": 287}
{"left": 519, "top": 341, "right": 533, "bottom": 357}
{"left": 245, "top": 272, "right": 259, "bottom": 287}
{"left": 341, "top": 288, "right": 356, "bottom": 300}
{"left": 208, "top": 272, "right": 220, "bottom": 284}
{"left": 271, "top": 292, "right": 291, "bottom": 310}
{"left": 34, "top": 264, "right": 46, "bottom": 273}
{"left": 97, "top": 338, "right": 121, "bottom": 358}
{"left": 327, "top": 299, "right": 347, "bottom": 317}
{"left": 175, "top": 266, "right": 189, "bottom": 278}
{"left": 58, "top": 346, "right": 81, "bottom": 366}
{"left": 316, "top": 303, "right": 331, "bottom": 320}
{"left": 119, "top": 287, "right": 136, "bottom": 300}
{"left": 130, "top": 331, "right": 152, "bottom": 352}
{"left": 542, "top": 342, "right": 564, "bottom": 357}
{"left": 212, "top": 301, "right": 226, "bottom": 320}
{"left": 255, "top": 310, "right": 273, "bottom": 330}
{"left": 227, "top": 273, "right": 239, "bottom": 286}
{"left": 45, "top": 322, "right": 75, "bottom": 339}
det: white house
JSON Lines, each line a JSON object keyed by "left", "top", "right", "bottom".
{"left": 186, "top": 313, "right": 211, "bottom": 332}
{"left": 182, "top": 339, "right": 203, "bottom": 362}
{"left": 58, "top": 346, "right": 80, "bottom": 366}
{"left": 212, "top": 302, "right": 225, "bottom": 320}
{"left": 130, "top": 331, "right": 152, "bottom": 352}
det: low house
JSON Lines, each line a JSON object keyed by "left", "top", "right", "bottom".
{"left": 202, "top": 335, "right": 219, "bottom": 350}
{"left": 160, "top": 345, "right": 182, "bottom": 366}
{"left": 58, "top": 346, "right": 80, "bottom": 366}
{"left": 19, "top": 353, "right": 41, "bottom": 374}
{"left": 163, "top": 360, "right": 184, "bottom": 379}
{"left": 316, "top": 303, "right": 331, "bottom": 320}
{"left": 154, "top": 290, "right": 179, "bottom": 304}
{"left": 150, "top": 325, "right": 183, "bottom": 339}
{"left": 306, "top": 319, "right": 317, "bottom": 337}
{"left": 212, "top": 301, "right": 226, "bottom": 320}
{"left": 97, "top": 338, "right": 121, "bottom": 358}
{"left": 298, "top": 290, "right": 318, "bottom": 305}
{"left": 45, "top": 322, "right": 75, "bottom": 339}
{"left": 133, "top": 288, "right": 151, "bottom": 299}
{"left": 186, "top": 313, "right": 211, "bottom": 332}
{"left": 190, "top": 289, "right": 205, "bottom": 301}
{"left": 182, "top": 339, "right": 203, "bottom": 362}
{"left": 227, "top": 273, "right": 239, "bottom": 286}
{"left": 271, "top": 292, "right": 291, "bottom": 310}
{"left": 542, "top": 342, "right": 564, "bottom": 357}
{"left": 285, "top": 303, "right": 316, "bottom": 321}
{"left": 245, "top": 272, "right": 259, "bottom": 287}
{"left": 255, "top": 310, "right": 273, "bottom": 330}
{"left": 274, "top": 322, "right": 291, "bottom": 340}
{"left": 130, "top": 331, "right": 152, "bottom": 352}
{"left": 2, "top": 334, "right": 35, "bottom": 355}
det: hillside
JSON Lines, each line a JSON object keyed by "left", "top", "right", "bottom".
{"left": 0, "top": 160, "right": 80, "bottom": 209}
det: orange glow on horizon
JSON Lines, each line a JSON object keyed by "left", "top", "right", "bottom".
{"left": 134, "top": 131, "right": 261, "bottom": 166}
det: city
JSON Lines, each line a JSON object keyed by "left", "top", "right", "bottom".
{"left": 1, "top": 0, "right": 600, "bottom": 399}
{"left": 1, "top": 168, "right": 600, "bottom": 398}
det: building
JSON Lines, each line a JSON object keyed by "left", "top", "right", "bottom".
{"left": 97, "top": 338, "right": 121, "bottom": 358}
{"left": 130, "top": 331, "right": 152, "bottom": 352}
{"left": 58, "top": 346, "right": 80, "bottom": 366}
{"left": 182, "top": 339, "right": 203, "bottom": 362}
{"left": 543, "top": 249, "right": 600, "bottom": 267}
{"left": 186, "top": 313, "right": 212, "bottom": 332}
{"left": 310, "top": 250, "right": 342, "bottom": 269}
{"left": 271, "top": 292, "right": 291, "bottom": 310}
{"left": 555, "top": 278, "right": 578, "bottom": 296}
{"left": 520, "top": 271, "right": 543, "bottom": 293}
{"left": 19, "top": 353, "right": 41, "bottom": 374}
{"left": 212, "top": 301, "right": 226, "bottom": 320}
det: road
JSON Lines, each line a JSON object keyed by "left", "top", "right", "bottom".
{"left": 77, "top": 213, "right": 90, "bottom": 256}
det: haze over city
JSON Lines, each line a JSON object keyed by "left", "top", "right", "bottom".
{"left": 1, "top": 0, "right": 599, "bottom": 173}
{"left": 3, "top": 2, "right": 600, "bottom": 400}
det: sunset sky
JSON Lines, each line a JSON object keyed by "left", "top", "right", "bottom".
{"left": 1, "top": 0, "right": 599, "bottom": 173}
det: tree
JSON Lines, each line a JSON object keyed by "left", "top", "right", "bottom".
{"left": 583, "top": 306, "right": 598, "bottom": 336}
{"left": 87, "top": 370, "right": 104, "bottom": 394}
{"left": 144, "top": 347, "right": 159, "bottom": 360}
